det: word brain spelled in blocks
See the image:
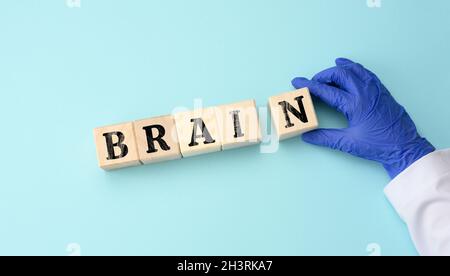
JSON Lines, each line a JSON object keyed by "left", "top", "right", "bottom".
{"left": 93, "top": 88, "right": 318, "bottom": 170}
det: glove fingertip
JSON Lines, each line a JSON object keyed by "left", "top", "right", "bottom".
{"left": 291, "top": 77, "right": 310, "bottom": 89}
{"left": 302, "top": 129, "right": 344, "bottom": 149}
{"left": 301, "top": 131, "right": 320, "bottom": 144}
{"left": 335, "top": 57, "right": 354, "bottom": 66}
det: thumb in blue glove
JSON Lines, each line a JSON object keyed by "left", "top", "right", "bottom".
{"left": 292, "top": 58, "right": 435, "bottom": 179}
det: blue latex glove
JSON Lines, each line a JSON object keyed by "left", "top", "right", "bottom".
{"left": 292, "top": 58, "right": 435, "bottom": 179}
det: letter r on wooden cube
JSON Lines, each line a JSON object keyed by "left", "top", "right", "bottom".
{"left": 93, "top": 122, "right": 142, "bottom": 170}
{"left": 269, "top": 88, "right": 319, "bottom": 140}
{"left": 134, "top": 115, "right": 182, "bottom": 164}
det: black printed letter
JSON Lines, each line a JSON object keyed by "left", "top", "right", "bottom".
{"left": 189, "top": 118, "right": 216, "bottom": 147}
{"left": 142, "top": 125, "right": 171, "bottom": 154}
{"left": 230, "top": 110, "right": 244, "bottom": 138}
{"left": 278, "top": 96, "right": 308, "bottom": 128}
{"left": 103, "top": 132, "right": 128, "bottom": 160}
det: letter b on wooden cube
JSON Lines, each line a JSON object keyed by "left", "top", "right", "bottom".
{"left": 93, "top": 122, "right": 141, "bottom": 170}
{"left": 269, "top": 88, "right": 319, "bottom": 140}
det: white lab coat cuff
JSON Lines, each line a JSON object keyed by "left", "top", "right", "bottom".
{"left": 384, "top": 149, "right": 450, "bottom": 221}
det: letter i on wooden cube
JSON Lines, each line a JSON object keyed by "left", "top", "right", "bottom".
{"left": 215, "top": 100, "right": 262, "bottom": 150}
{"left": 174, "top": 107, "right": 222, "bottom": 158}
{"left": 269, "top": 88, "right": 319, "bottom": 140}
{"left": 93, "top": 122, "right": 142, "bottom": 170}
{"left": 134, "top": 115, "right": 182, "bottom": 164}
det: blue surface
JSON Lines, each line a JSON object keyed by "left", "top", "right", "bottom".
{"left": 0, "top": 0, "right": 449, "bottom": 256}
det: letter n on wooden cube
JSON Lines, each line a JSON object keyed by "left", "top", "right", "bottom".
{"left": 269, "top": 88, "right": 319, "bottom": 140}
{"left": 93, "top": 122, "right": 141, "bottom": 170}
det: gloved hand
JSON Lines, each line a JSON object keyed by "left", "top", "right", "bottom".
{"left": 292, "top": 58, "right": 435, "bottom": 179}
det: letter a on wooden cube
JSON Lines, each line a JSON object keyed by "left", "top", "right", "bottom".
{"left": 93, "top": 122, "right": 141, "bottom": 170}
{"left": 134, "top": 115, "right": 182, "bottom": 164}
{"left": 174, "top": 107, "right": 222, "bottom": 158}
{"left": 269, "top": 88, "right": 319, "bottom": 140}
{"left": 215, "top": 100, "right": 262, "bottom": 150}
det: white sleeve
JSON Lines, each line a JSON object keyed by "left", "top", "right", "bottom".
{"left": 384, "top": 149, "right": 450, "bottom": 256}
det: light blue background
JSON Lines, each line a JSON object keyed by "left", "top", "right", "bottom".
{"left": 0, "top": 0, "right": 449, "bottom": 256}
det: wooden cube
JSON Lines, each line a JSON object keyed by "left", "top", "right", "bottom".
{"left": 134, "top": 115, "right": 182, "bottom": 164}
{"left": 269, "top": 88, "right": 319, "bottom": 140}
{"left": 93, "top": 122, "right": 142, "bottom": 170}
{"left": 174, "top": 107, "right": 222, "bottom": 158}
{"left": 215, "top": 100, "right": 262, "bottom": 150}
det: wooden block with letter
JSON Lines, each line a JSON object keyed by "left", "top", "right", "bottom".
{"left": 93, "top": 122, "right": 142, "bottom": 170}
{"left": 268, "top": 88, "right": 319, "bottom": 140}
{"left": 215, "top": 100, "right": 262, "bottom": 150}
{"left": 134, "top": 115, "right": 182, "bottom": 164}
{"left": 174, "top": 107, "right": 222, "bottom": 158}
